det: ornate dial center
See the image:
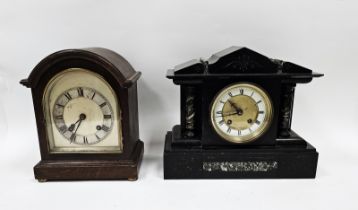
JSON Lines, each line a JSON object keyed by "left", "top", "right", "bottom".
{"left": 222, "top": 95, "right": 259, "bottom": 131}
{"left": 211, "top": 83, "right": 273, "bottom": 143}
{"left": 53, "top": 87, "right": 113, "bottom": 145}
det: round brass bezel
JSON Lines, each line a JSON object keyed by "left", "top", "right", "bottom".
{"left": 210, "top": 82, "right": 273, "bottom": 144}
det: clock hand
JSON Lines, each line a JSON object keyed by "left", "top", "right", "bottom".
{"left": 69, "top": 113, "right": 87, "bottom": 132}
{"left": 72, "top": 113, "right": 86, "bottom": 135}
{"left": 228, "top": 99, "right": 243, "bottom": 115}
{"left": 68, "top": 119, "right": 81, "bottom": 131}
{"left": 223, "top": 111, "right": 238, "bottom": 117}
{"left": 73, "top": 120, "right": 82, "bottom": 136}
{"left": 214, "top": 111, "right": 238, "bottom": 118}
{"left": 227, "top": 99, "right": 235, "bottom": 107}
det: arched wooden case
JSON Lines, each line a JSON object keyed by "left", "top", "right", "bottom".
{"left": 21, "top": 48, "right": 143, "bottom": 181}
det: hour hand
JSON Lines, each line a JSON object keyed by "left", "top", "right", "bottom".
{"left": 222, "top": 111, "right": 238, "bottom": 117}
{"left": 68, "top": 114, "right": 86, "bottom": 131}
{"left": 68, "top": 119, "right": 80, "bottom": 131}
{"left": 228, "top": 100, "right": 243, "bottom": 115}
{"left": 68, "top": 124, "right": 76, "bottom": 132}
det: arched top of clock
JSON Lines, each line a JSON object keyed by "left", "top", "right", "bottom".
{"left": 20, "top": 47, "right": 141, "bottom": 89}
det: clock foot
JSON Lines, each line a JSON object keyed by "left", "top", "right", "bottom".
{"left": 128, "top": 177, "right": 138, "bottom": 181}
{"left": 37, "top": 179, "right": 47, "bottom": 183}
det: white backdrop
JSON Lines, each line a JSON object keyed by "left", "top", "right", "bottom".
{"left": 0, "top": 0, "right": 357, "bottom": 210}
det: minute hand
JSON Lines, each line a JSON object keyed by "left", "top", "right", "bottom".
{"left": 73, "top": 119, "right": 82, "bottom": 136}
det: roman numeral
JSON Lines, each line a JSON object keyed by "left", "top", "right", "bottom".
{"left": 250, "top": 91, "right": 254, "bottom": 97}
{"left": 219, "top": 120, "right": 225, "bottom": 125}
{"left": 255, "top": 120, "right": 261, "bottom": 125}
{"left": 228, "top": 92, "right": 233, "bottom": 97}
{"left": 239, "top": 89, "right": 244, "bottom": 95}
{"left": 56, "top": 103, "right": 64, "bottom": 108}
{"left": 227, "top": 127, "right": 231, "bottom": 133}
{"left": 77, "top": 87, "right": 84, "bottom": 97}
{"left": 220, "top": 100, "right": 225, "bottom": 104}
{"left": 91, "top": 92, "right": 96, "bottom": 100}
{"left": 258, "top": 111, "right": 264, "bottom": 114}
{"left": 100, "top": 102, "right": 107, "bottom": 108}
{"left": 95, "top": 134, "right": 100, "bottom": 140}
{"left": 216, "top": 111, "right": 222, "bottom": 115}
{"left": 83, "top": 136, "right": 88, "bottom": 144}
{"left": 55, "top": 115, "right": 63, "bottom": 120}
{"left": 256, "top": 100, "right": 262, "bottom": 105}
{"left": 64, "top": 92, "right": 72, "bottom": 100}
{"left": 102, "top": 125, "right": 110, "bottom": 132}
{"left": 238, "top": 130, "right": 241, "bottom": 136}
{"left": 103, "top": 114, "right": 112, "bottom": 119}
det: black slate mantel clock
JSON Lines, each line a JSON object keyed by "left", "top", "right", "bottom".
{"left": 21, "top": 48, "right": 143, "bottom": 181}
{"left": 164, "top": 46, "right": 323, "bottom": 179}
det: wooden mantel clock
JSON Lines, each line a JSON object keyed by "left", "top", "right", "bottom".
{"left": 20, "top": 48, "right": 143, "bottom": 181}
{"left": 164, "top": 46, "right": 323, "bottom": 179}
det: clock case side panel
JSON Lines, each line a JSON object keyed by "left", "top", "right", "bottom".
{"left": 201, "top": 77, "right": 281, "bottom": 146}
{"left": 179, "top": 84, "right": 203, "bottom": 141}
{"left": 123, "top": 83, "right": 141, "bottom": 153}
{"left": 22, "top": 49, "right": 143, "bottom": 161}
{"left": 167, "top": 77, "right": 204, "bottom": 146}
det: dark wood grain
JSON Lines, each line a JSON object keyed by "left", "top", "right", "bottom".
{"left": 35, "top": 140, "right": 143, "bottom": 181}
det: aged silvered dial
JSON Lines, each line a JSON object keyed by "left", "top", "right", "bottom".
{"left": 211, "top": 83, "right": 273, "bottom": 143}
{"left": 53, "top": 87, "right": 113, "bottom": 145}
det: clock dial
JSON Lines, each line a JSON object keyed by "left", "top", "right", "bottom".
{"left": 43, "top": 68, "right": 122, "bottom": 153}
{"left": 53, "top": 87, "right": 113, "bottom": 145}
{"left": 210, "top": 83, "right": 273, "bottom": 143}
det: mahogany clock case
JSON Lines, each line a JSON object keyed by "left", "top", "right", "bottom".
{"left": 21, "top": 48, "right": 143, "bottom": 181}
{"left": 164, "top": 46, "right": 323, "bottom": 179}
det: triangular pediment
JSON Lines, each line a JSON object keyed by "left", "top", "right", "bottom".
{"left": 207, "top": 46, "right": 277, "bottom": 73}
{"left": 170, "top": 46, "right": 315, "bottom": 76}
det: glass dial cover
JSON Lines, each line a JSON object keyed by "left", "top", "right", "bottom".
{"left": 53, "top": 87, "right": 113, "bottom": 145}
{"left": 210, "top": 83, "right": 273, "bottom": 143}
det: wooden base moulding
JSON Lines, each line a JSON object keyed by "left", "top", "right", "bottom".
{"left": 34, "top": 140, "right": 143, "bottom": 181}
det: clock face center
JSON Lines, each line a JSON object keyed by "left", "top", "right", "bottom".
{"left": 79, "top": 113, "right": 86, "bottom": 120}
{"left": 222, "top": 95, "right": 259, "bottom": 131}
{"left": 63, "top": 97, "right": 103, "bottom": 136}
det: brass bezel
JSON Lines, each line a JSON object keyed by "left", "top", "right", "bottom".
{"left": 210, "top": 82, "right": 273, "bottom": 144}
